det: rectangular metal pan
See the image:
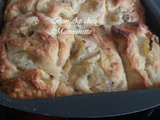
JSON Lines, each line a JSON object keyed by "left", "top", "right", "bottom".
{"left": 0, "top": 0, "right": 160, "bottom": 118}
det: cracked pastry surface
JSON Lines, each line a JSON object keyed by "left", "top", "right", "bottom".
{"left": 5, "top": 0, "right": 145, "bottom": 26}
{"left": 1, "top": 69, "right": 59, "bottom": 99}
{"left": 56, "top": 26, "right": 127, "bottom": 97}
{"left": 0, "top": 12, "right": 75, "bottom": 98}
{"left": 0, "top": 0, "right": 159, "bottom": 99}
{"left": 111, "top": 22, "right": 160, "bottom": 90}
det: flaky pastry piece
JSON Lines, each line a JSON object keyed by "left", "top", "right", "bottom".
{"left": 74, "top": 0, "right": 145, "bottom": 31}
{"left": 0, "top": 0, "right": 153, "bottom": 99}
{"left": 56, "top": 26, "right": 127, "bottom": 97}
{"left": 108, "top": 0, "right": 144, "bottom": 20}
{"left": 0, "top": 12, "right": 75, "bottom": 99}
{"left": 106, "top": 0, "right": 145, "bottom": 22}
{"left": 0, "top": 12, "right": 74, "bottom": 81}
{"left": 5, "top": 0, "right": 85, "bottom": 22}
{"left": 111, "top": 22, "right": 160, "bottom": 90}
{"left": 0, "top": 19, "right": 128, "bottom": 99}
{"left": 0, "top": 69, "right": 59, "bottom": 99}
{"left": 5, "top": 0, "right": 145, "bottom": 28}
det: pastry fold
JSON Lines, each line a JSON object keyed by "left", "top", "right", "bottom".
{"left": 0, "top": 0, "right": 159, "bottom": 99}
{"left": 111, "top": 22, "right": 160, "bottom": 90}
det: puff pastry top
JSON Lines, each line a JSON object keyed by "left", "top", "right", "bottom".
{"left": 111, "top": 22, "right": 160, "bottom": 90}
{"left": 0, "top": 0, "right": 159, "bottom": 99}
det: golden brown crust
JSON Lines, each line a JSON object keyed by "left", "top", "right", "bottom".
{"left": 0, "top": 12, "right": 75, "bottom": 99}
{"left": 56, "top": 26, "right": 127, "bottom": 96}
{"left": 134, "top": 0, "right": 146, "bottom": 23}
{"left": 111, "top": 25, "right": 146, "bottom": 89}
{"left": 1, "top": 12, "right": 75, "bottom": 78}
{"left": 88, "top": 26, "right": 125, "bottom": 78}
{"left": 0, "top": 37, "right": 17, "bottom": 81}
{"left": 1, "top": 69, "right": 59, "bottom": 99}
{"left": 5, "top": 0, "right": 145, "bottom": 25}
{"left": 105, "top": 0, "right": 145, "bottom": 24}
{"left": 5, "top": 0, "right": 80, "bottom": 22}
{"left": 111, "top": 22, "right": 160, "bottom": 90}
{"left": 0, "top": 0, "right": 158, "bottom": 99}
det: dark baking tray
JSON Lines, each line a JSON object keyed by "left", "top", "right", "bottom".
{"left": 142, "top": 0, "right": 160, "bottom": 37}
{"left": 1, "top": 89, "right": 160, "bottom": 118}
{"left": 0, "top": 0, "right": 160, "bottom": 119}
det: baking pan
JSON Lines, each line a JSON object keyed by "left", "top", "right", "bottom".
{"left": 0, "top": 0, "right": 160, "bottom": 119}
{"left": 1, "top": 89, "right": 160, "bottom": 118}
{"left": 142, "top": 0, "right": 160, "bottom": 37}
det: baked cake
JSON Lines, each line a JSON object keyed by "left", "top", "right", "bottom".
{"left": 0, "top": 0, "right": 159, "bottom": 99}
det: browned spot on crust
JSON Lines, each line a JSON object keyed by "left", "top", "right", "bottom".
{"left": 111, "top": 0, "right": 121, "bottom": 6}
{"left": 1, "top": 69, "right": 57, "bottom": 99}
{"left": 111, "top": 22, "right": 154, "bottom": 90}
